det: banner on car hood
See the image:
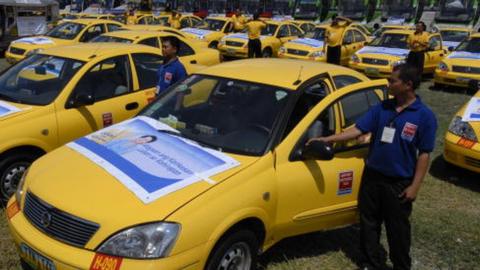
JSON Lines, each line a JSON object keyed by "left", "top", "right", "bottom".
{"left": 68, "top": 116, "right": 240, "bottom": 204}
{"left": 0, "top": 101, "right": 22, "bottom": 118}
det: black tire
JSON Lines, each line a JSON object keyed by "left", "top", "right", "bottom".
{"left": 209, "top": 41, "right": 219, "bottom": 49}
{"left": 205, "top": 230, "right": 259, "bottom": 270}
{"left": 261, "top": 48, "right": 272, "bottom": 58}
{"left": 0, "top": 152, "right": 39, "bottom": 205}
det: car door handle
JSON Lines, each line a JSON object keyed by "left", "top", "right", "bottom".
{"left": 190, "top": 60, "right": 197, "bottom": 64}
{"left": 125, "top": 102, "right": 139, "bottom": 111}
{"left": 440, "top": 54, "right": 444, "bottom": 56}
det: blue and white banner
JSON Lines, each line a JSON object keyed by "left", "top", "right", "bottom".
{"left": 289, "top": 38, "right": 323, "bottom": 48}
{"left": 0, "top": 101, "right": 21, "bottom": 118}
{"left": 462, "top": 97, "right": 480, "bottom": 122}
{"left": 67, "top": 116, "right": 240, "bottom": 204}
{"left": 181, "top": 28, "right": 213, "bottom": 39}
{"left": 225, "top": 33, "right": 249, "bottom": 40}
{"left": 448, "top": 51, "right": 480, "bottom": 60}
{"left": 357, "top": 46, "right": 409, "bottom": 57}
{"left": 12, "top": 36, "right": 54, "bottom": 45}
{"left": 386, "top": 16, "right": 406, "bottom": 25}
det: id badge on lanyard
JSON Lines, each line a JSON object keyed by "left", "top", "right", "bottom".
{"left": 381, "top": 126, "right": 395, "bottom": 143}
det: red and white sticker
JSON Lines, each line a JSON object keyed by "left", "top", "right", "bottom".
{"left": 338, "top": 171, "right": 353, "bottom": 195}
{"left": 102, "top": 113, "right": 113, "bottom": 128}
{"left": 401, "top": 122, "right": 417, "bottom": 142}
{"left": 164, "top": 72, "right": 173, "bottom": 83}
{"left": 6, "top": 202, "right": 20, "bottom": 220}
{"left": 90, "top": 253, "right": 122, "bottom": 270}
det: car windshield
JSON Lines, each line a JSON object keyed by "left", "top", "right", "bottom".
{"left": 0, "top": 54, "right": 85, "bottom": 105}
{"left": 64, "top": 14, "right": 79, "bottom": 19}
{"left": 200, "top": 18, "right": 226, "bottom": 31}
{"left": 261, "top": 24, "right": 278, "bottom": 36}
{"left": 456, "top": 37, "right": 480, "bottom": 53}
{"left": 370, "top": 33, "right": 409, "bottom": 49}
{"left": 440, "top": 30, "right": 469, "bottom": 42}
{"left": 312, "top": 27, "right": 326, "bottom": 41}
{"left": 141, "top": 75, "right": 291, "bottom": 156}
{"left": 46, "top": 22, "right": 86, "bottom": 40}
{"left": 155, "top": 16, "right": 169, "bottom": 25}
{"left": 90, "top": 35, "right": 133, "bottom": 43}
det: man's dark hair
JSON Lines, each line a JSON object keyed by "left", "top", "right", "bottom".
{"left": 161, "top": 36, "right": 181, "bottom": 53}
{"left": 393, "top": 64, "right": 421, "bottom": 90}
{"left": 418, "top": 21, "right": 427, "bottom": 31}
{"left": 253, "top": 12, "right": 260, "bottom": 20}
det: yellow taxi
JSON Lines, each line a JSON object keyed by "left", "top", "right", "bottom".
{"left": 371, "top": 24, "right": 415, "bottom": 38}
{"left": 81, "top": 13, "right": 116, "bottom": 21}
{"left": 150, "top": 14, "right": 203, "bottom": 29}
{"left": 218, "top": 20, "right": 303, "bottom": 58}
{"left": 438, "top": 27, "right": 471, "bottom": 51}
{"left": 278, "top": 24, "right": 370, "bottom": 65}
{"left": 5, "top": 19, "right": 124, "bottom": 64}
{"left": 91, "top": 30, "right": 221, "bottom": 67}
{"left": 349, "top": 29, "right": 446, "bottom": 78}
{"left": 351, "top": 23, "right": 372, "bottom": 37}
{"left": 0, "top": 43, "right": 178, "bottom": 204}
{"left": 444, "top": 91, "right": 480, "bottom": 173}
{"left": 434, "top": 33, "right": 480, "bottom": 88}
{"left": 181, "top": 16, "right": 235, "bottom": 48}
{"left": 290, "top": 20, "right": 316, "bottom": 36}
{"left": 121, "top": 24, "right": 187, "bottom": 38}
{"left": 7, "top": 59, "right": 388, "bottom": 270}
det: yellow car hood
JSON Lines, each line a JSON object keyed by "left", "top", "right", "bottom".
{"left": 10, "top": 36, "right": 72, "bottom": 51}
{"left": 356, "top": 46, "right": 409, "bottom": 60}
{"left": 0, "top": 100, "right": 39, "bottom": 122}
{"left": 454, "top": 91, "right": 480, "bottom": 131}
{"left": 26, "top": 145, "right": 260, "bottom": 229}
{"left": 445, "top": 51, "right": 480, "bottom": 67}
{"left": 181, "top": 28, "right": 222, "bottom": 41}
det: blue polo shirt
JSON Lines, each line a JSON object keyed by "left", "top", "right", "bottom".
{"left": 156, "top": 58, "right": 187, "bottom": 94}
{"left": 355, "top": 96, "right": 437, "bottom": 179}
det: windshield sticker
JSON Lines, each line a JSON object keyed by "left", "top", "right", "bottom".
{"left": 275, "top": 91, "right": 287, "bottom": 101}
{"left": 67, "top": 116, "right": 240, "bottom": 204}
{"left": 338, "top": 171, "right": 353, "bottom": 195}
{"left": 0, "top": 101, "right": 22, "bottom": 118}
{"left": 289, "top": 38, "right": 324, "bottom": 48}
{"left": 447, "top": 51, "right": 480, "bottom": 60}
{"left": 357, "top": 46, "right": 409, "bottom": 57}
{"left": 12, "top": 36, "right": 54, "bottom": 45}
{"left": 442, "top": 41, "right": 460, "bottom": 49}
{"left": 462, "top": 97, "right": 480, "bottom": 122}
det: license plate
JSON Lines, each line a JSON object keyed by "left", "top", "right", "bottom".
{"left": 226, "top": 48, "right": 236, "bottom": 55}
{"left": 20, "top": 243, "right": 56, "bottom": 270}
{"left": 456, "top": 77, "right": 470, "bottom": 84}
{"left": 365, "top": 67, "right": 379, "bottom": 76}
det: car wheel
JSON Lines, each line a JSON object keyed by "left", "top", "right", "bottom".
{"left": 206, "top": 230, "right": 259, "bottom": 270}
{"left": 0, "top": 152, "right": 38, "bottom": 205}
{"left": 262, "top": 48, "right": 272, "bottom": 58}
{"left": 209, "top": 41, "right": 219, "bottom": 49}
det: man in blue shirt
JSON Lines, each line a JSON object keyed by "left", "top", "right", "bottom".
{"left": 157, "top": 36, "right": 187, "bottom": 96}
{"left": 308, "top": 64, "right": 437, "bottom": 270}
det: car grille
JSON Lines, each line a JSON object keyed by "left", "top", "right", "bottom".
{"left": 362, "top": 58, "right": 389, "bottom": 66}
{"left": 23, "top": 192, "right": 100, "bottom": 247}
{"left": 452, "top": 65, "right": 480, "bottom": 74}
{"left": 465, "top": 156, "right": 480, "bottom": 168}
{"left": 226, "top": 41, "right": 244, "bottom": 47}
{"left": 9, "top": 47, "right": 26, "bottom": 55}
{"left": 287, "top": 48, "right": 309, "bottom": 56}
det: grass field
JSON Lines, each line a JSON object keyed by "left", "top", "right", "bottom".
{"left": 0, "top": 67, "right": 479, "bottom": 270}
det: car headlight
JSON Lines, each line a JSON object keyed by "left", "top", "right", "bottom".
{"left": 351, "top": 54, "right": 360, "bottom": 63}
{"left": 198, "top": 35, "right": 206, "bottom": 40}
{"left": 15, "top": 168, "right": 28, "bottom": 207}
{"left": 448, "top": 116, "right": 478, "bottom": 142}
{"left": 310, "top": 50, "right": 325, "bottom": 58}
{"left": 438, "top": 61, "right": 449, "bottom": 72}
{"left": 391, "top": 59, "right": 405, "bottom": 67}
{"left": 97, "top": 222, "right": 180, "bottom": 259}
{"left": 219, "top": 38, "right": 226, "bottom": 46}
{"left": 26, "top": 48, "right": 43, "bottom": 56}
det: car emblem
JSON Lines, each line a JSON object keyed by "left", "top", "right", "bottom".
{"left": 41, "top": 211, "right": 52, "bottom": 228}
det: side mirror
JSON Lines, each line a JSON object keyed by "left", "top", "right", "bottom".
{"left": 448, "top": 46, "right": 454, "bottom": 51}
{"left": 302, "top": 140, "right": 334, "bottom": 161}
{"left": 34, "top": 66, "right": 46, "bottom": 75}
{"left": 71, "top": 93, "right": 94, "bottom": 107}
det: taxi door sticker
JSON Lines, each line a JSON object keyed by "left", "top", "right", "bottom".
{"left": 90, "top": 253, "right": 123, "bottom": 270}
{"left": 6, "top": 202, "right": 20, "bottom": 219}
{"left": 401, "top": 122, "right": 417, "bottom": 142}
{"left": 338, "top": 171, "right": 353, "bottom": 195}
{"left": 102, "top": 113, "right": 113, "bottom": 128}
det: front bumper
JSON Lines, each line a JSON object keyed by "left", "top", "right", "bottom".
{"left": 444, "top": 132, "right": 480, "bottom": 173}
{"left": 277, "top": 52, "right": 324, "bottom": 62}
{"left": 5, "top": 51, "right": 25, "bottom": 64}
{"left": 434, "top": 69, "right": 480, "bottom": 88}
{"left": 349, "top": 61, "right": 393, "bottom": 78}
{"left": 218, "top": 44, "right": 248, "bottom": 58}
{"left": 7, "top": 198, "right": 205, "bottom": 270}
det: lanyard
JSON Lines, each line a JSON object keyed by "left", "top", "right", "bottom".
{"left": 387, "top": 102, "right": 415, "bottom": 128}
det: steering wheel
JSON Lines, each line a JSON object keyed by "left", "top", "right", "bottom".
{"left": 246, "top": 124, "right": 270, "bottom": 135}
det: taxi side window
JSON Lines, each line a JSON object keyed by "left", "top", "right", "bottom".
{"left": 80, "top": 24, "right": 105, "bottom": 42}
{"left": 107, "top": 24, "right": 121, "bottom": 32}
{"left": 429, "top": 35, "right": 442, "bottom": 50}
{"left": 180, "top": 18, "right": 190, "bottom": 28}
{"left": 343, "top": 30, "right": 354, "bottom": 44}
{"left": 332, "top": 75, "right": 362, "bottom": 89}
{"left": 340, "top": 88, "right": 382, "bottom": 128}
{"left": 353, "top": 30, "right": 366, "bottom": 42}
{"left": 178, "top": 40, "right": 195, "bottom": 56}
{"left": 224, "top": 22, "right": 234, "bottom": 33}
{"left": 71, "top": 55, "right": 132, "bottom": 102}
{"left": 191, "top": 17, "right": 202, "bottom": 27}
{"left": 277, "top": 25, "right": 289, "bottom": 38}
{"left": 139, "top": 37, "right": 159, "bottom": 48}
{"left": 132, "top": 53, "right": 163, "bottom": 89}
{"left": 289, "top": 25, "right": 303, "bottom": 37}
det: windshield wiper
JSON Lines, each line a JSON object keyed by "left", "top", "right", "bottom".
{"left": 0, "top": 93, "right": 21, "bottom": 103}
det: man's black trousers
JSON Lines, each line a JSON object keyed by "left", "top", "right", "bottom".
{"left": 248, "top": 38, "right": 262, "bottom": 58}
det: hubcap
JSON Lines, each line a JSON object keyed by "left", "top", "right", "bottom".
{"left": 1, "top": 162, "right": 29, "bottom": 199}
{"left": 218, "top": 242, "right": 252, "bottom": 270}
